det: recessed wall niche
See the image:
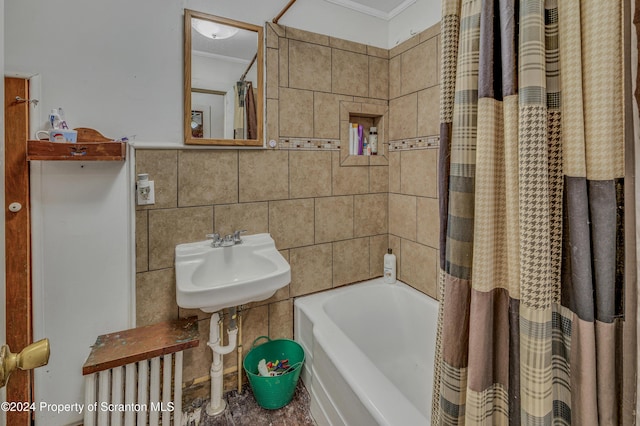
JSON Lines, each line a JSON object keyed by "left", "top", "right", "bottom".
{"left": 340, "top": 101, "right": 389, "bottom": 166}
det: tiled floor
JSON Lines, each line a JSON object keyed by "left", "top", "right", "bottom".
{"left": 183, "top": 382, "right": 316, "bottom": 426}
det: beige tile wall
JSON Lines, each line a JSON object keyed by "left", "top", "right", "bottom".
{"left": 387, "top": 24, "right": 441, "bottom": 300}
{"left": 135, "top": 22, "right": 440, "bottom": 393}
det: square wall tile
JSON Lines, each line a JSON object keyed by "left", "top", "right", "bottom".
{"left": 329, "top": 37, "right": 367, "bottom": 54}
{"left": 418, "top": 86, "right": 440, "bottom": 137}
{"left": 389, "top": 234, "right": 402, "bottom": 281}
{"left": 340, "top": 101, "right": 361, "bottom": 121}
{"left": 315, "top": 196, "right": 354, "bottom": 243}
{"left": 369, "top": 56, "right": 389, "bottom": 100}
{"left": 269, "top": 199, "right": 315, "bottom": 249}
{"left": 239, "top": 150, "right": 289, "bottom": 202}
{"left": 214, "top": 202, "right": 268, "bottom": 237}
{"left": 269, "top": 22, "right": 286, "bottom": 37}
{"left": 266, "top": 24, "right": 280, "bottom": 49}
{"left": 148, "top": 206, "right": 214, "bottom": 270}
{"left": 279, "top": 87, "right": 314, "bottom": 137}
{"left": 331, "top": 49, "right": 369, "bottom": 97}
{"left": 286, "top": 27, "right": 329, "bottom": 45}
{"left": 314, "top": 92, "right": 352, "bottom": 139}
{"left": 288, "top": 40, "right": 332, "bottom": 92}
{"left": 289, "top": 151, "right": 332, "bottom": 199}
{"left": 389, "top": 55, "right": 401, "bottom": 100}
{"left": 367, "top": 45, "right": 389, "bottom": 59}
{"left": 389, "top": 151, "right": 401, "bottom": 193}
{"left": 183, "top": 317, "right": 212, "bottom": 383}
{"left": 178, "top": 150, "right": 238, "bottom": 207}
{"left": 370, "top": 234, "right": 389, "bottom": 278}
{"left": 242, "top": 305, "right": 269, "bottom": 358}
{"left": 400, "top": 239, "right": 438, "bottom": 298}
{"left": 417, "top": 197, "right": 440, "bottom": 249}
{"left": 390, "top": 34, "right": 420, "bottom": 58}
{"left": 266, "top": 47, "right": 279, "bottom": 99}
{"left": 279, "top": 37, "right": 289, "bottom": 88}
{"left": 332, "top": 151, "right": 369, "bottom": 196}
{"left": 354, "top": 193, "right": 388, "bottom": 237}
{"left": 269, "top": 299, "right": 293, "bottom": 340}
{"left": 136, "top": 211, "right": 148, "bottom": 273}
{"left": 370, "top": 166, "right": 389, "bottom": 193}
{"left": 178, "top": 305, "right": 211, "bottom": 322}
{"left": 333, "top": 237, "right": 370, "bottom": 286}
{"left": 136, "top": 268, "right": 178, "bottom": 326}
{"left": 135, "top": 149, "right": 177, "bottom": 210}
{"left": 290, "top": 243, "right": 333, "bottom": 296}
{"left": 400, "top": 149, "right": 438, "bottom": 198}
{"left": 267, "top": 99, "right": 279, "bottom": 143}
{"left": 401, "top": 40, "right": 437, "bottom": 95}
{"left": 389, "top": 193, "right": 417, "bottom": 241}
{"left": 389, "top": 93, "right": 418, "bottom": 141}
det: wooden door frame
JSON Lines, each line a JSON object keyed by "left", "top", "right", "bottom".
{"left": 4, "top": 77, "right": 33, "bottom": 426}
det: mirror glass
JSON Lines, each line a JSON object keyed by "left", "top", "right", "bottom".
{"left": 184, "top": 10, "right": 263, "bottom": 146}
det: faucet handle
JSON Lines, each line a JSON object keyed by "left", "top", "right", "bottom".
{"left": 206, "top": 233, "right": 222, "bottom": 247}
{"left": 233, "top": 230, "right": 247, "bottom": 243}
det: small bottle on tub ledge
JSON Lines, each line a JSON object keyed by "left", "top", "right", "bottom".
{"left": 383, "top": 248, "right": 396, "bottom": 284}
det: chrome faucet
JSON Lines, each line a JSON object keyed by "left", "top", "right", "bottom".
{"left": 207, "top": 230, "right": 247, "bottom": 248}
{"left": 233, "top": 230, "right": 247, "bottom": 244}
{"left": 206, "top": 233, "right": 222, "bottom": 248}
{"left": 221, "top": 234, "right": 235, "bottom": 247}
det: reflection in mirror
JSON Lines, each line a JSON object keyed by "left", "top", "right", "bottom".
{"left": 184, "top": 10, "right": 263, "bottom": 146}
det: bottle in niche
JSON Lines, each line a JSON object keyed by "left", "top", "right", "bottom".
{"left": 383, "top": 248, "right": 396, "bottom": 284}
{"left": 369, "top": 126, "right": 378, "bottom": 155}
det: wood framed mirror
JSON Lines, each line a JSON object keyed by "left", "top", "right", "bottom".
{"left": 184, "top": 9, "right": 263, "bottom": 146}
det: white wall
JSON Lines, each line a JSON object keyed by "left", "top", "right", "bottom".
{"left": 389, "top": 0, "right": 441, "bottom": 47}
{"left": 30, "top": 161, "right": 131, "bottom": 425}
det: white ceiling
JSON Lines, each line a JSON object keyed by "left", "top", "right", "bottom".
{"left": 323, "top": 0, "right": 416, "bottom": 20}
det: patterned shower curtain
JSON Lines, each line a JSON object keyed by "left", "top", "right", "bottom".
{"left": 432, "top": 0, "right": 636, "bottom": 425}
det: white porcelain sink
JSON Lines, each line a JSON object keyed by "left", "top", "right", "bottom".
{"left": 175, "top": 233, "right": 291, "bottom": 313}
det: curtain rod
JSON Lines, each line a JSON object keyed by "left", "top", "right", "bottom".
{"left": 272, "top": 0, "right": 297, "bottom": 24}
{"left": 240, "top": 53, "right": 258, "bottom": 81}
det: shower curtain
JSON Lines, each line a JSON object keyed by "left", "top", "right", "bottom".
{"left": 234, "top": 81, "right": 246, "bottom": 139}
{"left": 432, "top": 0, "right": 637, "bottom": 425}
{"left": 246, "top": 81, "right": 258, "bottom": 140}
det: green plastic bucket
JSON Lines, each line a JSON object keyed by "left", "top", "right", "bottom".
{"left": 243, "top": 336, "right": 305, "bottom": 409}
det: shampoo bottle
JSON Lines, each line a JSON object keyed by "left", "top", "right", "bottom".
{"left": 383, "top": 248, "right": 396, "bottom": 284}
{"left": 369, "top": 126, "right": 378, "bottom": 155}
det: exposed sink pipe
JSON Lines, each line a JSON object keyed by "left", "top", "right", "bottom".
{"left": 272, "top": 0, "right": 298, "bottom": 24}
{"left": 206, "top": 309, "right": 239, "bottom": 416}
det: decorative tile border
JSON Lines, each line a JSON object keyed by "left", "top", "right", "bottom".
{"left": 276, "top": 138, "right": 341, "bottom": 150}
{"left": 388, "top": 136, "right": 440, "bottom": 151}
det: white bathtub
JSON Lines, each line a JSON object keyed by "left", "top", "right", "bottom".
{"left": 294, "top": 278, "right": 439, "bottom": 426}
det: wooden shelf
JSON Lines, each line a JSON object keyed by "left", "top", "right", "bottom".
{"left": 82, "top": 317, "right": 199, "bottom": 375}
{"left": 27, "top": 140, "right": 126, "bottom": 161}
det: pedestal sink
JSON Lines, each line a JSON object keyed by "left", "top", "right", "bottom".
{"left": 175, "top": 233, "right": 291, "bottom": 416}
{"left": 175, "top": 233, "right": 291, "bottom": 313}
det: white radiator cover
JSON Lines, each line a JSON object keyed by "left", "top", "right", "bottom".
{"left": 83, "top": 353, "right": 183, "bottom": 426}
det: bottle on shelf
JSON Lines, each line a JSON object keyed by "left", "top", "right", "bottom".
{"left": 369, "top": 126, "right": 378, "bottom": 155}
